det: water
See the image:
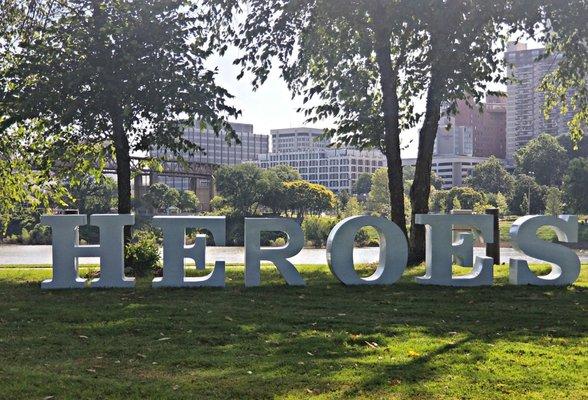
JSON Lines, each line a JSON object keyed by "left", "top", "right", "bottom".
{"left": 1, "top": 245, "right": 586, "bottom": 265}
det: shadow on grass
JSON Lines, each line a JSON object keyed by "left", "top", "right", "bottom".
{"left": 0, "top": 265, "right": 586, "bottom": 399}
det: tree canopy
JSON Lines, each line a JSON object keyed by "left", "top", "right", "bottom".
{"left": 143, "top": 183, "right": 180, "bottom": 213}
{"left": 283, "top": 181, "right": 336, "bottom": 220}
{"left": 215, "top": 164, "right": 269, "bottom": 216}
{"left": 514, "top": 134, "right": 568, "bottom": 187}
{"left": 66, "top": 176, "right": 117, "bottom": 215}
{"left": 354, "top": 173, "right": 372, "bottom": 195}
{"left": 563, "top": 158, "right": 588, "bottom": 214}
{"left": 535, "top": 1, "right": 588, "bottom": 143}
{"left": 178, "top": 190, "right": 201, "bottom": 213}
{"left": 509, "top": 174, "right": 547, "bottom": 215}
{"left": 445, "top": 187, "right": 485, "bottom": 212}
{"left": 0, "top": 0, "right": 237, "bottom": 223}
{"left": 466, "top": 156, "right": 514, "bottom": 196}
{"left": 210, "top": 0, "right": 580, "bottom": 262}
{"left": 558, "top": 135, "right": 588, "bottom": 159}
{"left": 269, "top": 165, "right": 302, "bottom": 183}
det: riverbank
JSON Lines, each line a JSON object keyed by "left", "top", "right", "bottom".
{"left": 2, "top": 244, "right": 588, "bottom": 266}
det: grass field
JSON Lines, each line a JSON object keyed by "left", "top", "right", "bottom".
{"left": 0, "top": 263, "right": 586, "bottom": 399}
{"left": 363, "top": 220, "right": 588, "bottom": 248}
{"left": 498, "top": 219, "right": 588, "bottom": 245}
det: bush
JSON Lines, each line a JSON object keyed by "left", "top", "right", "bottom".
{"left": 125, "top": 230, "right": 160, "bottom": 277}
{"left": 20, "top": 228, "right": 31, "bottom": 244}
{"left": 261, "top": 231, "right": 286, "bottom": 246}
{"left": 301, "top": 216, "right": 375, "bottom": 248}
{"left": 186, "top": 229, "right": 216, "bottom": 246}
{"left": 271, "top": 237, "right": 287, "bottom": 247}
{"left": 354, "top": 228, "right": 371, "bottom": 247}
{"left": 29, "top": 224, "right": 52, "bottom": 245}
{"left": 3, "top": 235, "right": 20, "bottom": 244}
{"left": 302, "top": 215, "right": 338, "bottom": 247}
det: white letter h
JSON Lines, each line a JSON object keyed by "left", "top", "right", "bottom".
{"left": 41, "top": 214, "right": 135, "bottom": 289}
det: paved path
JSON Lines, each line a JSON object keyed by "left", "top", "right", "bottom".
{"left": 1, "top": 245, "right": 587, "bottom": 266}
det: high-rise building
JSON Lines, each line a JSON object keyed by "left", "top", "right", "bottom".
{"left": 257, "top": 127, "right": 386, "bottom": 193}
{"left": 258, "top": 148, "right": 386, "bottom": 193}
{"left": 168, "top": 122, "right": 269, "bottom": 166}
{"left": 435, "top": 96, "right": 507, "bottom": 159}
{"left": 505, "top": 43, "right": 574, "bottom": 163}
{"left": 152, "top": 122, "right": 269, "bottom": 167}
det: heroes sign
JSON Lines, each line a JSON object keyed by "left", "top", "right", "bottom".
{"left": 39, "top": 214, "right": 581, "bottom": 290}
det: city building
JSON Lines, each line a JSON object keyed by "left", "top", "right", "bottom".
{"left": 434, "top": 115, "right": 474, "bottom": 157}
{"left": 152, "top": 122, "right": 269, "bottom": 166}
{"left": 258, "top": 148, "right": 386, "bottom": 193}
{"left": 504, "top": 42, "right": 575, "bottom": 163}
{"left": 150, "top": 122, "right": 269, "bottom": 210}
{"left": 435, "top": 96, "right": 507, "bottom": 159}
{"left": 404, "top": 156, "right": 489, "bottom": 190}
{"left": 257, "top": 127, "right": 386, "bottom": 193}
{"left": 270, "top": 127, "right": 327, "bottom": 153}
{"left": 454, "top": 96, "right": 507, "bottom": 159}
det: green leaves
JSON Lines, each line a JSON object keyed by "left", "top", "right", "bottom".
{"left": 467, "top": 156, "right": 515, "bottom": 197}
{"left": 0, "top": 0, "right": 239, "bottom": 215}
{"left": 282, "top": 180, "right": 337, "bottom": 217}
{"left": 514, "top": 134, "right": 569, "bottom": 187}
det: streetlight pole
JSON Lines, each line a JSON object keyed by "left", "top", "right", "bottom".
{"left": 528, "top": 172, "right": 535, "bottom": 214}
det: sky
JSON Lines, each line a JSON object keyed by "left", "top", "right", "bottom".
{"left": 213, "top": 39, "right": 543, "bottom": 160}
{"left": 214, "top": 48, "right": 422, "bottom": 158}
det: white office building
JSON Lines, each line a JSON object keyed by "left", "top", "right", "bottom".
{"left": 270, "top": 127, "right": 328, "bottom": 153}
{"left": 404, "top": 156, "right": 489, "bottom": 190}
{"left": 258, "top": 127, "right": 386, "bottom": 192}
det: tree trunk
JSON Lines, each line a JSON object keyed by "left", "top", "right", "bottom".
{"left": 111, "top": 107, "right": 132, "bottom": 242}
{"left": 409, "top": 68, "right": 444, "bottom": 263}
{"left": 373, "top": 10, "right": 407, "bottom": 239}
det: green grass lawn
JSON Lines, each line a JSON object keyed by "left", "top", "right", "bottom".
{"left": 363, "top": 220, "right": 588, "bottom": 247}
{"left": 499, "top": 219, "right": 588, "bottom": 244}
{"left": 0, "top": 264, "right": 586, "bottom": 399}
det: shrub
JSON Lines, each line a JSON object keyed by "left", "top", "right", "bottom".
{"left": 271, "top": 237, "right": 287, "bottom": 247}
{"left": 302, "top": 216, "right": 375, "bottom": 248}
{"left": 261, "top": 231, "right": 286, "bottom": 246}
{"left": 20, "top": 228, "right": 31, "bottom": 244}
{"left": 302, "top": 215, "right": 338, "bottom": 247}
{"left": 29, "top": 224, "right": 52, "bottom": 245}
{"left": 354, "top": 228, "right": 371, "bottom": 247}
{"left": 186, "top": 229, "right": 215, "bottom": 246}
{"left": 3, "top": 234, "right": 20, "bottom": 244}
{"left": 125, "top": 230, "right": 160, "bottom": 277}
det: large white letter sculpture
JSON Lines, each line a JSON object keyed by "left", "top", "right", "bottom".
{"left": 509, "top": 215, "right": 580, "bottom": 286}
{"left": 326, "top": 216, "right": 407, "bottom": 285}
{"left": 41, "top": 214, "right": 135, "bottom": 289}
{"left": 244, "top": 218, "right": 305, "bottom": 287}
{"left": 415, "top": 214, "right": 495, "bottom": 287}
{"left": 153, "top": 216, "right": 226, "bottom": 288}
